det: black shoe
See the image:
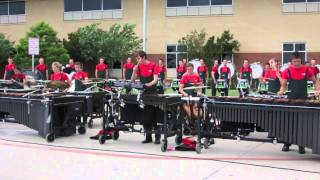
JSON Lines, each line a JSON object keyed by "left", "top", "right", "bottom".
{"left": 142, "top": 134, "right": 152, "bottom": 144}
{"left": 298, "top": 146, "right": 306, "bottom": 154}
{"left": 282, "top": 144, "right": 291, "bottom": 152}
{"left": 154, "top": 135, "right": 161, "bottom": 144}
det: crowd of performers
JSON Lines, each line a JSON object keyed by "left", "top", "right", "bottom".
{"left": 2, "top": 51, "right": 319, "bottom": 154}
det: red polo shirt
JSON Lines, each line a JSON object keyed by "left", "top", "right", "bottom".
{"left": 72, "top": 71, "right": 88, "bottom": 80}
{"left": 123, "top": 63, "right": 134, "bottom": 70}
{"left": 5, "top": 64, "right": 15, "bottom": 71}
{"left": 197, "top": 65, "right": 208, "bottom": 73}
{"left": 220, "top": 66, "right": 230, "bottom": 74}
{"left": 282, "top": 65, "right": 314, "bottom": 80}
{"left": 177, "top": 65, "right": 186, "bottom": 73}
{"left": 211, "top": 66, "right": 218, "bottom": 73}
{"left": 36, "top": 64, "right": 48, "bottom": 71}
{"left": 180, "top": 73, "right": 201, "bottom": 85}
{"left": 137, "top": 62, "right": 159, "bottom": 77}
{"left": 12, "top": 73, "right": 26, "bottom": 81}
{"left": 96, "top": 63, "right": 108, "bottom": 71}
{"left": 240, "top": 67, "right": 252, "bottom": 73}
{"left": 50, "top": 72, "right": 69, "bottom": 81}
{"left": 157, "top": 65, "right": 167, "bottom": 73}
{"left": 309, "top": 66, "right": 319, "bottom": 76}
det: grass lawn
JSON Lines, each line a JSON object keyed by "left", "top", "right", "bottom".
{"left": 164, "top": 88, "right": 240, "bottom": 97}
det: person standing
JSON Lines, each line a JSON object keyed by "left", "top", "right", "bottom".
{"left": 4, "top": 57, "right": 15, "bottom": 80}
{"left": 211, "top": 60, "right": 219, "bottom": 96}
{"left": 239, "top": 59, "right": 252, "bottom": 97}
{"left": 197, "top": 58, "right": 208, "bottom": 94}
{"left": 278, "top": 52, "right": 319, "bottom": 154}
{"left": 123, "top": 57, "right": 134, "bottom": 80}
{"left": 131, "top": 50, "right": 160, "bottom": 144}
{"left": 157, "top": 59, "right": 167, "bottom": 94}
{"left": 95, "top": 58, "right": 108, "bottom": 79}
{"left": 309, "top": 59, "right": 319, "bottom": 79}
{"left": 219, "top": 59, "right": 231, "bottom": 96}
{"left": 176, "top": 59, "right": 186, "bottom": 79}
{"left": 35, "top": 57, "right": 49, "bottom": 80}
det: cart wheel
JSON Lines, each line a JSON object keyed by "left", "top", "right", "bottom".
{"left": 175, "top": 135, "right": 182, "bottom": 145}
{"left": 112, "top": 131, "right": 120, "bottom": 140}
{"left": 204, "top": 139, "right": 209, "bottom": 149}
{"left": 99, "top": 135, "right": 106, "bottom": 144}
{"left": 46, "top": 133, "right": 55, "bottom": 143}
{"left": 88, "top": 120, "right": 93, "bottom": 128}
{"left": 78, "top": 126, "right": 86, "bottom": 135}
{"left": 161, "top": 142, "right": 167, "bottom": 152}
{"left": 196, "top": 143, "right": 202, "bottom": 154}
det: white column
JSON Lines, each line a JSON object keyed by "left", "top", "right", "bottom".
{"left": 143, "top": 0, "right": 147, "bottom": 51}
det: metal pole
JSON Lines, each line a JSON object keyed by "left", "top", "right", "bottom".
{"left": 143, "top": 0, "right": 147, "bottom": 51}
{"left": 32, "top": 54, "right": 35, "bottom": 72}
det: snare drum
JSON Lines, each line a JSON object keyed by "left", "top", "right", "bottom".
{"left": 171, "top": 79, "right": 180, "bottom": 91}
{"left": 308, "top": 81, "right": 314, "bottom": 93}
{"left": 237, "top": 79, "right": 249, "bottom": 89}
{"left": 216, "top": 79, "right": 228, "bottom": 89}
{"left": 258, "top": 82, "right": 269, "bottom": 92}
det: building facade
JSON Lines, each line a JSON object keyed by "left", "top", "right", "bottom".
{"left": 0, "top": 0, "right": 320, "bottom": 77}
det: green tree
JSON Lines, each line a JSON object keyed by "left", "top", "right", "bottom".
{"left": 178, "top": 29, "right": 207, "bottom": 60}
{"left": 202, "top": 30, "right": 240, "bottom": 64}
{"left": 15, "top": 21, "right": 69, "bottom": 68}
{"left": 0, "top": 33, "right": 15, "bottom": 63}
{"left": 63, "top": 23, "right": 104, "bottom": 62}
{"left": 216, "top": 30, "right": 240, "bottom": 60}
{"left": 63, "top": 23, "right": 142, "bottom": 68}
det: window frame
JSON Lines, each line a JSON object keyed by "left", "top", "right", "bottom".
{"left": 0, "top": 0, "right": 26, "bottom": 16}
{"left": 282, "top": 0, "right": 320, "bottom": 4}
{"left": 282, "top": 42, "right": 307, "bottom": 64}
{"left": 64, "top": 0, "right": 122, "bottom": 12}
{"left": 166, "top": 0, "right": 233, "bottom": 8}
{"left": 166, "top": 44, "right": 188, "bottom": 69}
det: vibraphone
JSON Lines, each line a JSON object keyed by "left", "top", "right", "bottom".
{"left": 99, "top": 93, "right": 181, "bottom": 152}
{"left": 0, "top": 90, "right": 86, "bottom": 142}
{"left": 68, "top": 91, "right": 108, "bottom": 128}
{"left": 208, "top": 96, "right": 320, "bottom": 155}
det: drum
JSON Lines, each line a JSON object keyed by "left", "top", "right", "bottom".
{"left": 250, "top": 62, "right": 263, "bottom": 79}
{"left": 218, "top": 62, "right": 235, "bottom": 77}
{"left": 216, "top": 79, "right": 228, "bottom": 89}
{"left": 308, "top": 81, "right": 314, "bottom": 93}
{"left": 157, "top": 78, "right": 163, "bottom": 88}
{"left": 258, "top": 82, "right": 269, "bottom": 92}
{"left": 171, "top": 79, "right": 180, "bottom": 91}
{"left": 237, "top": 79, "right": 249, "bottom": 89}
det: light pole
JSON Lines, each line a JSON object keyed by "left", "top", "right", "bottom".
{"left": 143, "top": 0, "right": 147, "bottom": 51}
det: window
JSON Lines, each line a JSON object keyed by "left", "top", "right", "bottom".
{"left": 64, "top": 0, "right": 122, "bottom": 12}
{"left": 83, "top": 0, "right": 101, "bottom": 11}
{"left": 64, "top": 0, "right": 82, "bottom": 12}
{"left": 0, "top": 0, "right": 25, "bottom": 15}
{"left": 211, "top": 0, "right": 232, "bottom": 5}
{"left": 283, "top": 0, "right": 320, "bottom": 3}
{"left": 167, "top": 0, "right": 188, "bottom": 7}
{"left": 166, "top": 44, "right": 187, "bottom": 68}
{"left": 103, "top": 0, "right": 122, "bottom": 10}
{"left": 189, "top": 0, "right": 210, "bottom": 6}
{"left": 167, "top": 0, "right": 232, "bottom": 7}
{"left": 282, "top": 43, "right": 307, "bottom": 64}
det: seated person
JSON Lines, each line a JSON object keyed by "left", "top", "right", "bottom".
{"left": 11, "top": 66, "right": 26, "bottom": 89}
{"left": 179, "top": 63, "right": 203, "bottom": 119}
